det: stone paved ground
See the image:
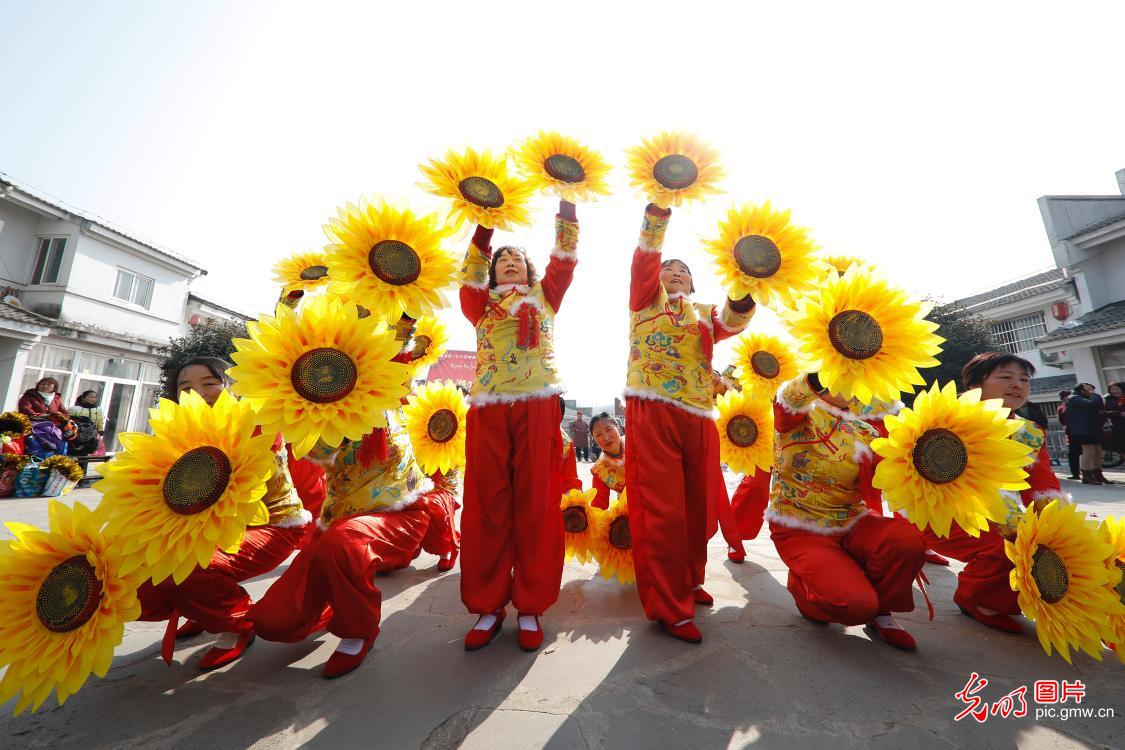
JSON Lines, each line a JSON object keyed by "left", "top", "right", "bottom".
{"left": 1, "top": 469, "right": 1123, "bottom": 749}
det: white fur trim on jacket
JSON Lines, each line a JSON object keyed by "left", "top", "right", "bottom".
{"left": 1029, "top": 489, "right": 1072, "bottom": 506}
{"left": 765, "top": 508, "right": 868, "bottom": 536}
{"left": 551, "top": 248, "right": 578, "bottom": 262}
{"left": 853, "top": 441, "right": 874, "bottom": 463}
{"left": 469, "top": 384, "right": 565, "bottom": 407}
{"left": 272, "top": 508, "right": 313, "bottom": 529}
{"left": 508, "top": 296, "right": 544, "bottom": 316}
{"left": 714, "top": 315, "right": 745, "bottom": 335}
{"left": 492, "top": 283, "right": 530, "bottom": 295}
{"left": 623, "top": 387, "right": 717, "bottom": 419}
{"left": 637, "top": 239, "right": 663, "bottom": 253}
{"left": 666, "top": 291, "right": 691, "bottom": 302}
{"left": 774, "top": 382, "right": 864, "bottom": 423}
{"left": 462, "top": 278, "right": 490, "bottom": 291}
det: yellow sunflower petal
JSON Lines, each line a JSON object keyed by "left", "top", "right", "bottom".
{"left": 272, "top": 250, "right": 331, "bottom": 294}
{"left": 402, "top": 381, "right": 468, "bottom": 475}
{"left": 0, "top": 501, "right": 141, "bottom": 714}
{"left": 591, "top": 493, "right": 635, "bottom": 585}
{"left": 1098, "top": 516, "right": 1125, "bottom": 663}
{"left": 561, "top": 488, "right": 600, "bottom": 564}
{"left": 702, "top": 203, "right": 820, "bottom": 308}
{"left": 784, "top": 265, "right": 944, "bottom": 404}
{"left": 715, "top": 390, "right": 774, "bottom": 475}
{"left": 229, "top": 295, "right": 411, "bottom": 459}
{"left": 625, "top": 131, "right": 724, "bottom": 209}
{"left": 323, "top": 197, "right": 457, "bottom": 322}
{"left": 731, "top": 332, "right": 798, "bottom": 399}
{"left": 512, "top": 130, "right": 612, "bottom": 203}
{"left": 418, "top": 147, "right": 535, "bottom": 231}
{"left": 407, "top": 316, "right": 450, "bottom": 373}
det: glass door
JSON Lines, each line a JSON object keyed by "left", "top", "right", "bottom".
{"left": 103, "top": 383, "right": 136, "bottom": 453}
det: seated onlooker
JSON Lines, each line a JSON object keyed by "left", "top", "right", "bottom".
{"left": 17, "top": 377, "right": 69, "bottom": 420}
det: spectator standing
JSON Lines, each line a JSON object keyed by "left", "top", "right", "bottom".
{"left": 1066, "top": 384, "right": 1112, "bottom": 484}
{"left": 1056, "top": 389, "right": 1080, "bottom": 480}
{"left": 569, "top": 412, "right": 591, "bottom": 462}
{"left": 1105, "top": 382, "right": 1125, "bottom": 454}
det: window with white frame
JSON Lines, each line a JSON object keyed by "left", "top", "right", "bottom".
{"left": 31, "top": 237, "right": 67, "bottom": 284}
{"left": 990, "top": 312, "right": 1048, "bottom": 354}
{"left": 113, "top": 268, "right": 154, "bottom": 309}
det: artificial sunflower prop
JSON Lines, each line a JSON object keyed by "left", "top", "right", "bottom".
{"left": 625, "top": 131, "right": 723, "bottom": 209}
{"left": 872, "top": 382, "right": 1033, "bottom": 538}
{"left": 785, "top": 266, "right": 943, "bottom": 405}
{"left": 95, "top": 390, "right": 275, "bottom": 584}
{"left": 715, "top": 390, "right": 774, "bottom": 476}
{"left": 0, "top": 501, "right": 141, "bottom": 714}
{"left": 40, "top": 455, "right": 84, "bottom": 482}
{"left": 402, "top": 381, "right": 468, "bottom": 476}
{"left": 512, "top": 130, "right": 612, "bottom": 203}
{"left": 272, "top": 250, "right": 332, "bottom": 295}
{"left": 324, "top": 198, "right": 457, "bottom": 322}
{"left": 1006, "top": 500, "right": 1124, "bottom": 664}
{"left": 820, "top": 254, "right": 872, "bottom": 278}
{"left": 593, "top": 493, "right": 635, "bottom": 585}
{"left": 418, "top": 147, "right": 535, "bottom": 231}
{"left": 561, "top": 487, "right": 600, "bottom": 564}
{"left": 702, "top": 203, "right": 820, "bottom": 309}
{"left": 0, "top": 411, "right": 33, "bottom": 437}
{"left": 732, "top": 332, "right": 798, "bottom": 398}
{"left": 408, "top": 316, "right": 449, "bottom": 372}
{"left": 1098, "top": 516, "right": 1125, "bottom": 664}
{"left": 229, "top": 295, "right": 412, "bottom": 458}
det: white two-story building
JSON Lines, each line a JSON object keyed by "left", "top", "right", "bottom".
{"left": 0, "top": 173, "right": 249, "bottom": 451}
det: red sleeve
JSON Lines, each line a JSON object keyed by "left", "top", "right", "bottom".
{"left": 460, "top": 225, "right": 492, "bottom": 324}
{"left": 630, "top": 248, "right": 662, "bottom": 312}
{"left": 561, "top": 447, "right": 582, "bottom": 493}
{"left": 286, "top": 445, "right": 327, "bottom": 518}
{"left": 773, "top": 398, "right": 808, "bottom": 434}
{"left": 1020, "top": 443, "right": 1065, "bottom": 507}
{"left": 860, "top": 454, "right": 885, "bottom": 516}
{"left": 591, "top": 474, "right": 610, "bottom": 510}
{"left": 18, "top": 394, "right": 44, "bottom": 417}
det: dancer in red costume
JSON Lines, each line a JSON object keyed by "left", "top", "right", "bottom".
{"left": 250, "top": 412, "right": 460, "bottom": 678}
{"left": 922, "top": 352, "right": 1067, "bottom": 633}
{"left": 709, "top": 370, "right": 751, "bottom": 564}
{"left": 624, "top": 203, "right": 755, "bottom": 643}
{"left": 458, "top": 199, "right": 578, "bottom": 652}
{"left": 767, "top": 374, "right": 925, "bottom": 650}
{"left": 589, "top": 412, "right": 625, "bottom": 510}
{"left": 136, "top": 357, "right": 312, "bottom": 670}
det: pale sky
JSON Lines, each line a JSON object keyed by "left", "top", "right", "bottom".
{"left": 2, "top": 1, "right": 1124, "bottom": 403}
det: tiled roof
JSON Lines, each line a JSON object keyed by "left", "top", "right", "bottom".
{"left": 1062, "top": 209, "right": 1125, "bottom": 241}
{"left": 0, "top": 301, "right": 54, "bottom": 329}
{"left": 946, "top": 269, "right": 1071, "bottom": 314}
{"left": 1037, "top": 300, "right": 1125, "bottom": 343}
{"left": 1030, "top": 373, "right": 1077, "bottom": 397}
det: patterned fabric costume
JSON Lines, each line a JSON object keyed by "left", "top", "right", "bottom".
{"left": 591, "top": 451, "right": 625, "bottom": 510}
{"left": 766, "top": 375, "right": 924, "bottom": 625}
{"left": 458, "top": 209, "right": 577, "bottom": 617}
{"left": 624, "top": 204, "right": 755, "bottom": 627}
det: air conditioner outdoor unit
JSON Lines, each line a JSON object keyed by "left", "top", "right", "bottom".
{"left": 1039, "top": 349, "right": 1072, "bottom": 366}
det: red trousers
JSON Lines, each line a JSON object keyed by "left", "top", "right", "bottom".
{"left": 625, "top": 398, "right": 724, "bottom": 625}
{"left": 461, "top": 396, "right": 563, "bottom": 615}
{"left": 922, "top": 524, "right": 1017, "bottom": 614}
{"left": 769, "top": 514, "right": 924, "bottom": 625}
{"left": 730, "top": 469, "right": 771, "bottom": 540}
{"left": 137, "top": 524, "right": 306, "bottom": 634}
{"left": 250, "top": 496, "right": 452, "bottom": 642}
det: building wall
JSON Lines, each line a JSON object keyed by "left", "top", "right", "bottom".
{"left": 1071, "top": 238, "right": 1125, "bottom": 311}
{"left": 0, "top": 200, "right": 41, "bottom": 284}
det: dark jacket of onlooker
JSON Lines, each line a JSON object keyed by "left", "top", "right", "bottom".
{"left": 569, "top": 417, "right": 590, "bottom": 449}
{"left": 1064, "top": 390, "right": 1104, "bottom": 439}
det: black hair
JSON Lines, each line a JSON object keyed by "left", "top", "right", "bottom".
{"left": 589, "top": 411, "right": 620, "bottom": 433}
{"left": 660, "top": 258, "right": 696, "bottom": 294}
{"left": 75, "top": 390, "right": 99, "bottom": 404}
{"left": 961, "top": 352, "right": 1036, "bottom": 389}
{"left": 488, "top": 246, "right": 539, "bottom": 288}
{"left": 166, "top": 356, "right": 233, "bottom": 401}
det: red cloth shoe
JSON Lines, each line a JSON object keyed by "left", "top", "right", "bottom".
{"left": 323, "top": 637, "right": 375, "bottom": 679}
{"left": 727, "top": 546, "right": 746, "bottom": 563}
{"left": 437, "top": 549, "right": 458, "bottom": 572}
{"left": 923, "top": 549, "right": 950, "bottom": 566}
{"left": 464, "top": 609, "right": 505, "bottom": 651}
{"left": 693, "top": 587, "right": 714, "bottom": 606}
{"left": 662, "top": 620, "right": 703, "bottom": 644}
{"left": 176, "top": 619, "right": 205, "bottom": 639}
{"left": 955, "top": 594, "right": 1024, "bottom": 634}
{"left": 517, "top": 614, "right": 544, "bottom": 652}
{"left": 870, "top": 615, "right": 916, "bottom": 651}
{"left": 198, "top": 633, "right": 255, "bottom": 671}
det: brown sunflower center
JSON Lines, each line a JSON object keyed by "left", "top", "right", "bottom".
{"left": 291, "top": 347, "right": 358, "bottom": 404}
{"left": 36, "top": 555, "right": 103, "bottom": 633}
{"left": 562, "top": 505, "right": 589, "bottom": 534}
{"left": 368, "top": 240, "right": 422, "bottom": 286}
{"left": 609, "top": 516, "right": 632, "bottom": 550}
{"left": 1031, "top": 546, "right": 1069, "bottom": 604}
{"left": 163, "top": 446, "right": 233, "bottom": 515}
{"left": 426, "top": 408, "right": 458, "bottom": 444}
{"left": 355, "top": 305, "right": 371, "bottom": 319}
{"left": 733, "top": 235, "right": 782, "bottom": 278}
{"left": 726, "top": 414, "right": 760, "bottom": 448}
{"left": 413, "top": 335, "right": 432, "bottom": 355}
{"left": 544, "top": 154, "right": 586, "bottom": 183}
{"left": 458, "top": 176, "right": 505, "bottom": 209}
{"left": 299, "top": 264, "right": 328, "bottom": 281}
{"left": 912, "top": 428, "right": 969, "bottom": 485}
{"left": 827, "top": 309, "right": 883, "bottom": 360}
{"left": 750, "top": 350, "right": 781, "bottom": 379}
{"left": 1115, "top": 560, "right": 1124, "bottom": 607}
{"left": 652, "top": 154, "right": 698, "bottom": 190}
